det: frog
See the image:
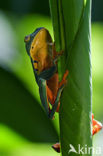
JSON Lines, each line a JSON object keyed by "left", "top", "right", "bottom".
{"left": 24, "top": 27, "right": 69, "bottom": 119}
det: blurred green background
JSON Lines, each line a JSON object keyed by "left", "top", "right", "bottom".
{"left": 0, "top": 0, "right": 103, "bottom": 156}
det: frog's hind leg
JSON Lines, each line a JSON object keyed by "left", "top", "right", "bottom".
{"left": 46, "top": 85, "right": 55, "bottom": 105}
{"left": 48, "top": 84, "right": 65, "bottom": 119}
{"left": 58, "top": 70, "right": 69, "bottom": 89}
{"left": 55, "top": 70, "right": 69, "bottom": 112}
{"left": 48, "top": 70, "right": 69, "bottom": 119}
{"left": 46, "top": 86, "right": 60, "bottom": 113}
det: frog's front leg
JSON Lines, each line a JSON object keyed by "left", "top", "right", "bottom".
{"left": 58, "top": 70, "right": 69, "bottom": 89}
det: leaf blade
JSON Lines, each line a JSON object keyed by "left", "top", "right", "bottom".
{"left": 0, "top": 66, "right": 58, "bottom": 143}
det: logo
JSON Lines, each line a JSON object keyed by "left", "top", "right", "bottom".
{"left": 68, "top": 144, "right": 103, "bottom": 155}
{"left": 68, "top": 144, "right": 78, "bottom": 154}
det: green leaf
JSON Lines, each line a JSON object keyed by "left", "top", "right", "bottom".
{"left": 0, "top": 66, "right": 58, "bottom": 143}
{"left": 0, "top": 142, "right": 59, "bottom": 156}
{"left": 49, "top": 0, "right": 92, "bottom": 155}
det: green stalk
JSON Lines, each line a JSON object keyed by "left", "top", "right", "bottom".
{"left": 49, "top": 0, "right": 92, "bottom": 155}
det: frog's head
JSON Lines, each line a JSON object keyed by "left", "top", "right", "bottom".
{"left": 24, "top": 27, "right": 44, "bottom": 55}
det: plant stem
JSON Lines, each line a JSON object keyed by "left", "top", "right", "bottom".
{"left": 49, "top": 0, "right": 92, "bottom": 155}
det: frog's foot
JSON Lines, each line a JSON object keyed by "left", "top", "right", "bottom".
{"left": 92, "top": 114, "right": 103, "bottom": 135}
{"left": 59, "top": 70, "right": 69, "bottom": 89}
{"left": 52, "top": 143, "right": 60, "bottom": 153}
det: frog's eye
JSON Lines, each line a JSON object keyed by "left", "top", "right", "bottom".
{"left": 24, "top": 35, "right": 30, "bottom": 42}
{"left": 32, "top": 46, "right": 34, "bottom": 49}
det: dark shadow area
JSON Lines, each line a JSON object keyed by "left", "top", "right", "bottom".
{"left": 0, "top": 0, "right": 103, "bottom": 22}
{"left": 0, "top": 0, "right": 50, "bottom": 16}
{"left": 92, "top": 0, "right": 103, "bottom": 22}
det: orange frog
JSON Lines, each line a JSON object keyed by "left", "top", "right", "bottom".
{"left": 24, "top": 27, "right": 68, "bottom": 119}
